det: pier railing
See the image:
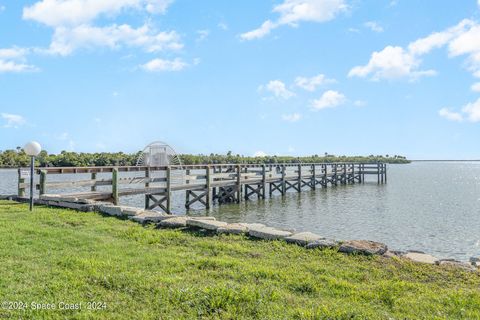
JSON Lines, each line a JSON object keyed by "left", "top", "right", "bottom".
{"left": 18, "top": 163, "right": 387, "bottom": 214}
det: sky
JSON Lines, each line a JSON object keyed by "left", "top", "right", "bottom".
{"left": 1, "top": 0, "right": 480, "bottom": 159}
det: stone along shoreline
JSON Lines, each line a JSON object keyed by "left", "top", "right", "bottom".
{"left": 2, "top": 194, "right": 479, "bottom": 272}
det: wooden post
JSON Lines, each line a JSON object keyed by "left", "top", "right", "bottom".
{"left": 377, "top": 163, "right": 380, "bottom": 184}
{"left": 185, "top": 168, "right": 190, "bottom": 209}
{"left": 311, "top": 164, "right": 316, "bottom": 190}
{"left": 281, "top": 164, "right": 286, "bottom": 195}
{"left": 297, "top": 164, "right": 302, "bottom": 192}
{"left": 90, "top": 172, "right": 97, "bottom": 192}
{"left": 17, "top": 168, "right": 25, "bottom": 197}
{"left": 261, "top": 164, "right": 266, "bottom": 199}
{"left": 333, "top": 164, "right": 337, "bottom": 186}
{"left": 39, "top": 170, "right": 47, "bottom": 196}
{"left": 145, "top": 167, "right": 150, "bottom": 209}
{"left": 236, "top": 165, "right": 241, "bottom": 203}
{"left": 112, "top": 168, "right": 119, "bottom": 205}
{"left": 206, "top": 166, "right": 211, "bottom": 209}
{"left": 362, "top": 164, "right": 365, "bottom": 183}
{"left": 343, "top": 163, "right": 347, "bottom": 185}
{"left": 323, "top": 164, "right": 327, "bottom": 187}
{"left": 145, "top": 167, "right": 150, "bottom": 188}
{"left": 166, "top": 166, "right": 172, "bottom": 213}
{"left": 384, "top": 163, "right": 387, "bottom": 183}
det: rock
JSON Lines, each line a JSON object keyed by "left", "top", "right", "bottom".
{"left": 157, "top": 217, "right": 188, "bottom": 228}
{"left": 240, "top": 223, "right": 266, "bottom": 229}
{"left": 75, "top": 198, "right": 96, "bottom": 204}
{"left": 130, "top": 211, "right": 170, "bottom": 223}
{"left": 98, "top": 205, "right": 123, "bottom": 217}
{"left": 436, "top": 259, "right": 478, "bottom": 272}
{"left": 120, "top": 206, "right": 145, "bottom": 216}
{"left": 217, "top": 223, "right": 249, "bottom": 235}
{"left": 56, "top": 201, "right": 93, "bottom": 212}
{"left": 470, "top": 257, "right": 480, "bottom": 267}
{"left": 40, "top": 195, "right": 63, "bottom": 201}
{"left": 248, "top": 226, "right": 292, "bottom": 240}
{"left": 403, "top": 251, "right": 438, "bottom": 264}
{"left": 186, "top": 216, "right": 216, "bottom": 221}
{"left": 285, "top": 232, "right": 324, "bottom": 246}
{"left": 186, "top": 219, "right": 228, "bottom": 231}
{"left": 383, "top": 250, "right": 405, "bottom": 258}
{"left": 306, "top": 239, "right": 339, "bottom": 249}
{"left": 339, "top": 240, "right": 388, "bottom": 256}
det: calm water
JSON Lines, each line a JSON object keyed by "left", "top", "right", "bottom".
{"left": 1, "top": 162, "right": 480, "bottom": 261}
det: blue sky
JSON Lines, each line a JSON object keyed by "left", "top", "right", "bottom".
{"left": 1, "top": 0, "right": 480, "bottom": 159}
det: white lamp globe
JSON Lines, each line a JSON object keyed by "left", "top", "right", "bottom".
{"left": 24, "top": 141, "right": 42, "bottom": 157}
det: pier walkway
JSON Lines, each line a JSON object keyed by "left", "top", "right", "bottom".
{"left": 18, "top": 163, "right": 387, "bottom": 214}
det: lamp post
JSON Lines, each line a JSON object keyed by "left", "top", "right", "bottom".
{"left": 24, "top": 141, "right": 42, "bottom": 211}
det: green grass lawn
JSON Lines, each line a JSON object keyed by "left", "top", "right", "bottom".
{"left": 0, "top": 200, "right": 479, "bottom": 319}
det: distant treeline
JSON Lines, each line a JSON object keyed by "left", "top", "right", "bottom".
{"left": 180, "top": 153, "right": 410, "bottom": 165}
{"left": 0, "top": 149, "right": 410, "bottom": 168}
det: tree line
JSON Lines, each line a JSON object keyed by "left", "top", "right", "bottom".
{"left": 0, "top": 149, "right": 410, "bottom": 168}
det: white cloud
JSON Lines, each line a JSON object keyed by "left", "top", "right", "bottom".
{"left": 364, "top": 21, "right": 383, "bottom": 33}
{"left": 438, "top": 108, "right": 463, "bottom": 122}
{"left": 0, "top": 47, "right": 39, "bottom": 73}
{"left": 282, "top": 113, "right": 302, "bottom": 122}
{"left": 294, "top": 74, "right": 335, "bottom": 91}
{"left": 0, "top": 47, "right": 29, "bottom": 59}
{"left": 260, "top": 80, "right": 295, "bottom": 99}
{"left": 448, "top": 24, "right": 480, "bottom": 71}
{"left": 439, "top": 98, "right": 480, "bottom": 123}
{"left": 141, "top": 58, "right": 187, "bottom": 72}
{"left": 23, "top": 0, "right": 174, "bottom": 27}
{"left": 349, "top": 19, "right": 480, "bottom": 81}
{"left": 22, "top": 1, "right": 180, "bottom": 60}
{"left": 44, "top": 24, "right": 182, "bottom": 56}
{"left": 348, "top": 46, "right": 436, "bottom": 80}
{"left": 1, "top": 113, "right": 26, "bottom": 128}
{"left": 253, "top": 151, "right": 268, "bottom": 157}
{"left": 240, "top": 20, "right": 276, "bottom": 41}
{"left": 144, "top": 0, "right": 173, "bottom": 14}
{"left": 408, "top": 19, "right": 473, "bottom": 56}
{"left": 471, "top": 82, "right": 480, "bottom": 92}
{"left": 311, "top": 90, "right": 345, "bottom": 110}
{"left": 275, "top": 0, "right": 347, "bottom": 25}
{"left": 240, "top": 0, "right": 347, "bottom": 40}
{"left": 0, "top": 60, "right": 38, "bottom": 73}
{"left": 462, "top": 98, "right": 480, "bottom": 122}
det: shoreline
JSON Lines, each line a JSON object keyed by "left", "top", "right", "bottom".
{"left": 2, "top": 194, "right": 478, "bottom": 269}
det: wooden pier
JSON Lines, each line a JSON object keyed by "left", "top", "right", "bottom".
{"left": 18, "top": 163, "right": 387, "bottom": 214}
